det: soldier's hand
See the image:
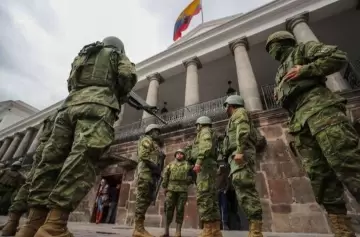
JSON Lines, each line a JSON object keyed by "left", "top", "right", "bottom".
{"left": 284, "top": 65, "right": 302, "bottom": 81}
{"left": 234, "top": 153, "right": 245, "bottom": 165}
{"left": 193, "top": 164, "right": 201, "bottom": 174}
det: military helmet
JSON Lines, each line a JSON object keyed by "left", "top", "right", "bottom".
{"left": 224, "top": 95, "right": 244, "bottom": 107}
{"left": 145, "top": 124, "right": 161, "bottom": 134}
{"left": 174, "top": 149, "right": 185, "bottom": 157}
{"left": 195, "top": 116, "right": 212, "bottom": 125}
{"left": 265, "top": 31, "right": 296, "bottom": 52}
{"left": 102, "top": 36, "right": 125, "bottom": 53}
{"left": 11, "top": 161, "right": 22, "bottom": 167}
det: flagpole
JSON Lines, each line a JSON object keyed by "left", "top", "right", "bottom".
{"left": 200, "top": 0, "right": 204, "bottom": 23}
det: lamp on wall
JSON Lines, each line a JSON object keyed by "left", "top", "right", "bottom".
{"left": 226, "top": 81, "right": 237, "bottom": 96}
{"left": 161, "top": 102, "right": 168, "bottom": 114}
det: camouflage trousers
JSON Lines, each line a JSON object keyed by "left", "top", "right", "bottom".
{"left": 196, "top": 164, "right": 220, "bottom": 222}
{"left": 294, "top": 105, "right": 360, "bottom": 214}
{"left": 231, "top": 162, "right": 262, "bottom": 220}
{"left": 134, "top": 178, "right": 154, "bottom": 221}
{"left": 28, "top": 104, "right": 116, "bottom": 211}
{"left": 9, "top": 144, "right": 44, "bottom": 213}
{"left": 164, "top": 191, "right": 188, "bottom": 225}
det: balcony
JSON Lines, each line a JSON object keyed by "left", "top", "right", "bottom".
{"left": 115, "top": 62, "right": 360, "bottom": 142}
{"left": 115, "top": 84, "right": 278, "bottom": 142}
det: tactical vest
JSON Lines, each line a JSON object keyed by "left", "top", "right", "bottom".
{"left": 223, "top": 109, "right": 256, "bottom": 156}
{"left": 191, "top": 127, "right": 217, "bottom": 161}
{"left": 274, "top": 44, "right": 326, "bottom": 110}
{"left": 67, "top": 42, "right": 117, "bottom": 93}
{"left": 168, "top": 161, "right": 192, "bottom": 182}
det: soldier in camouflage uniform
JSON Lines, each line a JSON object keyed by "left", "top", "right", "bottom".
{"left": 222, "top": 95, "right": 263, "bottom": 237}
{"left": 0, "top": 161, "right": 26, "bottom": 216}
{"left": 187, "top": 116, "right": 222, "bottom": 237}
{"left": 0, "top": 113, "right": 56, "bottom": 236}
{"left": 16, "top": 36, "right": 137, "bottom": 237}
{"left": 161, "top": 149, "right": 193, "bottom": 237}
{"left": 266, "top": 30, "right": 360, "bottom": 237}
{"left": 133, "top": 124, "right": 165, "bottom": 237}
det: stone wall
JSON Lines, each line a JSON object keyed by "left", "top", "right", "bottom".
{"left": 72, "top": 93, "right": 360, "bottom": 233}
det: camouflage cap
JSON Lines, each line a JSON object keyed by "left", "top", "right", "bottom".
{"left": 102, "top": 36, "right": 125, "bottom": 54}
{"left": 265, "top": 31, "right": 296, "bottom": 52}
{"left": 174, "top": 148, "right": 186, "bottom": 157}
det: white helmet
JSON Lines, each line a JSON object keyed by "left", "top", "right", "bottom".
{"left": 224, "top": 95, "right": 244, "bottom": 107}
{"left": 195, "top": 116, "right": 212, "bottom": 125}
{"left": 145, "top": 124, "right": 161, "bottom": 134}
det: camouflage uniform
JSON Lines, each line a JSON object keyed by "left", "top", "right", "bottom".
{"left": 223, "top": 95, "right": 263, "bottom": 237}
{"left": 188, "top": 116, "right": 221, "bottom": 237}
{"left": 16, "top": 37, "right": 137, "bottom": 237}
{"left": 266, "top": 31, "right": 358, "bottom": 237}
{"left": 133, "top": 124, "right": 164, "bottom": 237}
{"left": 0, "top": 113, "right": 56, "bottom": 236}
{"left": 161, "top": 149, "right": 192, "bottom": 237}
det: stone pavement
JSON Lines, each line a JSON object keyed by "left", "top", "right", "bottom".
{"left": 0, "top": 215, "right": 338, "bottom": 237}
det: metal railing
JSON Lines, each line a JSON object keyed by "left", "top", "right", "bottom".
{"left": 260, "top": 84, "right": 280, "bottom": 110}
{"left": 115, "top": 96, "right": 229, "bottom": 140}
{"left": 115, "top": 85, "right": 280, "bottom": 141}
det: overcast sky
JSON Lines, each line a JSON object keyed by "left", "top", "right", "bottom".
{"left": 0, "top": 0, "right": 273, "bottom": 110}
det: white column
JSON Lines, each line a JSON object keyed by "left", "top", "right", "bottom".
{"left": 229, "top": 37, "right": 263, "bottom": 111}
{"left": 0, "top": 137, "right": 13, "bottom": 160}
{"left": 26, "top": 125, "right": 43, "bottom": 156}
{"left": 142, "top": 73, "right": 164, "bottom": 119}
{"left": 114, "top": 104, "right": 125, "bottom": 127}
{"left": 13, "top": 127, "right": 36, "bottom": 159}
{"left": 286, "top": 13, "right": 350, "bottom": 92}
{"left": 183, "top": 57, "right": 201, "bottom": 106}
{"left": 1, "top": 133, "right": 23, "bottom": 162}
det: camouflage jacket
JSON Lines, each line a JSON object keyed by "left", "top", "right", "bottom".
{"left": 136, "top": 135, "right": 162, "bottom": 181}
{"left": 190, "top": 127, "right": 217, "bottom": 167}
{"left": 274, "top": 41, "right": 348, "bottom": 134}
{"left": 224, "top": 108, "right": 257, "bottom": 174}
{"left": 62, "top": 42, "right": 137, "bottom": 112}
{"left": 161, "top": 159, "right": 192, "bottom": 192}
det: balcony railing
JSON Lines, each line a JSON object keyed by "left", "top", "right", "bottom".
{"left": 115, "top": 84, "right": 279, "bottom": 141}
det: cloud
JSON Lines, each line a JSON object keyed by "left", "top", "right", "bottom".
{"left": 0, "top": 0, "right": 273, "bottom": 110}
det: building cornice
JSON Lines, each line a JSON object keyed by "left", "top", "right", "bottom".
{"left": 133, "top": 0, "right": 350, "bottom": 90}
{"left": 0, "top": 100, "right": 63, "bottom": 139}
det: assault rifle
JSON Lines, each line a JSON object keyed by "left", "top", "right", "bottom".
{"left": 151, "top": 151, "right": 166, "bottom": 206}
{"left": 127, "top": 91, "right": 167, "bottom": 125}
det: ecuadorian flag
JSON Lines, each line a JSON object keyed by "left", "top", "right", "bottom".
{"left": 173, "top": 0, "right": 202, "bottom": 41}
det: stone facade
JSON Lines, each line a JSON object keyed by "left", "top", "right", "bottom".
{"left": 69, "top": 91, "right": 360, "bottom": 233}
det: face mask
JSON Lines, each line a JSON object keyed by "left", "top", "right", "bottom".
{"left": 269, "top": 42, "right": 293, "bottom": 62}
